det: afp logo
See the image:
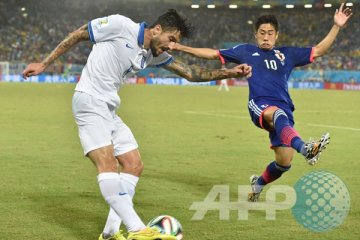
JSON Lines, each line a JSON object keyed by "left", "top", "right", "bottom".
{"left": 292, "top": 171, "right": 350, "bottom": 232}
{"left": 190, "top": 171, "right": 350, "bottom": 232}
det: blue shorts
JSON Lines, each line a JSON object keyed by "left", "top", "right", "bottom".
{"left": 248, "top": 99, "right": 295, "bottom": 148}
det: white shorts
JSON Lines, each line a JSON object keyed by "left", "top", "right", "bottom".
{"left": 72, "top": 91, "right": 138, "bottom": 156}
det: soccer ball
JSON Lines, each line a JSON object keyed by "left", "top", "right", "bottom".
{"left": 147, "top": 215, "right": 183, "bottom": 239}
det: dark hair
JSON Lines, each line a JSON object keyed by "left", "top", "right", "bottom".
{"left": 150, "top": 9, "right": 194, "bottom": 39}
{"left": 255, "top": 14, "right": 279, "bottom": 32}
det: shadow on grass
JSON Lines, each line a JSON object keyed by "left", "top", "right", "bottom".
{"left": 28, "top": 191, "right": 107, "bottom": 239}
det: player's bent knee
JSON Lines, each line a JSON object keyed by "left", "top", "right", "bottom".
{"left": 262, "top": 106, "right": 279, "bottom": 129}
{"left": 275, "top": 153, "right": 293, "bottom": 166}
{"left": 135, "top": 161, "right": 144, "bottom": 175}
{"left": 116, "top": 149, "right": 143, "bottom": 176}
{"left": 276, "top": 157, "right": 293, "bottom": 167}
{"left": 123, "top": 160, "right": 144, "bottom": 176}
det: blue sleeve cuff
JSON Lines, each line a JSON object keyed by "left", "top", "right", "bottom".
{"left": 156, "top": 57, "right": 174, "bottom": 67}
{"left": 88, "top": 21, "right": 95, "bottom": 43}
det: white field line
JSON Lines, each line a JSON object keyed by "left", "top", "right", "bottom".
{"left": 184, "top": 111, "right": 249, "bottom": 119}
{"left": 200, "top": 110, "right": 358, "bottom": 114}
{"left": 184, "top": 110, "right": 360, "bottom": 132}
{"left": 305, "top": 123, "right": 360, "bottom": 132}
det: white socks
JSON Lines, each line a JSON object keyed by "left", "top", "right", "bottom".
{"left": 102, "top": 173, "right": 140, "bottom": 235}
{"left": 120, "top": 172, "right": 139, "bottom": 198}
{"left": 98, "top": 172, "right": 144, "bottom": 233}
{"left": 102, "top": 207, "right": 121, "bottom": 237}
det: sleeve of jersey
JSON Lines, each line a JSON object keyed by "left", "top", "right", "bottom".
{"left": 291, "top": 47, "right": 314, "bottom": 67}
{"left": 151, "top": 52, "right": 174, "bottom": 67}
{"left": 88, "top": 14, "right": 127, "bottom": 43}
{"left": 218, "top": 45, "right": 243, "bottom": 64}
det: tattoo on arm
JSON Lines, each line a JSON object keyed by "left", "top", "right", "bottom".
{"left": 42, "top": 24, "right": 90, "bottom": 67}
{"left": 164, "top": 60, "right": 230, "bottom": 82}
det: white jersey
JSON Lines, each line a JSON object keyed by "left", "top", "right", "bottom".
{"left": 75, "top": 14, "right": 173, "bottom": 108}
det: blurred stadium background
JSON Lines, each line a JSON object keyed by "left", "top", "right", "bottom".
{"left": 0, "top": 0, "right": 359, "bottom": 89}
{"left": 1, "top": 1, "right": 360, "bottom": 239}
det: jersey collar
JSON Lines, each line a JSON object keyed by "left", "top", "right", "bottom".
{"left": 137, "top": 22, "right": 148, "bottom": 48}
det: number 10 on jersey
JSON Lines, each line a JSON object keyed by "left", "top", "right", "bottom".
{"left": 264, "top": 59, "right": 277, "bottom": 70}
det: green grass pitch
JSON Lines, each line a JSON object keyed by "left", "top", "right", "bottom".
{"left": 0, "top": 82, "right": 359, "bottom": 239}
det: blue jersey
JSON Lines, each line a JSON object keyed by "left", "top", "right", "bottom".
{"left": 219, "top": 44, "right": 313, "bottom": 110}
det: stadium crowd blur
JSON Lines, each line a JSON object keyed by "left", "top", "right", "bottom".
{"left": 1, "top": 0, "right": 359, "bottom": 74}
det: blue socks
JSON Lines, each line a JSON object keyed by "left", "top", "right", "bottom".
{"left": 273, "top": 109, "right": 305, "bottom": 153}
{"left": 255, "top": 161, "right": 291, "bottom": 192}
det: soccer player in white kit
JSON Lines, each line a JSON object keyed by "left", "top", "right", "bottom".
{"left": 23, "top": 9, "right": 251, "bottom": 240}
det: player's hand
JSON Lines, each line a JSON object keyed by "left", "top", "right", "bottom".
{"left": 169, "top": 43, "right": 183, "bottom": 52}
{"left": 241, "top": 64, "right": 252, "bottom": 78}
{"left": 230, "top": 64, "right": 252, "bottom": 78}
{"left": 334, "top": 3, "right": 353, "bottom": 28}
{"left": 22, "top": 63, "right": 46, "bottom": 78}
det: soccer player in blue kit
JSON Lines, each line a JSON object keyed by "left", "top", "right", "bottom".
{"left": 172, "top": 3, "right": 353, "bottom": 201}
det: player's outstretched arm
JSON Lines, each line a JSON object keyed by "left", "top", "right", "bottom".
{"left": 172, "top": 43, "right": 219, "bottom": 60}
{"left": 164, "top": 59, "right": 251, "bottom": 82}
{"left": 22, "top": 24, "right": 90, "bottom": 78}
{"left": 312, "top": 3, "right": 353, "bottom": 59}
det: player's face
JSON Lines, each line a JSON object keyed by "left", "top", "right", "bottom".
{"left": 255, "top": 23, "right": 279, "bottom": 50}
{"left": 150, "top": 29, "right": 181, "bottom": 57}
